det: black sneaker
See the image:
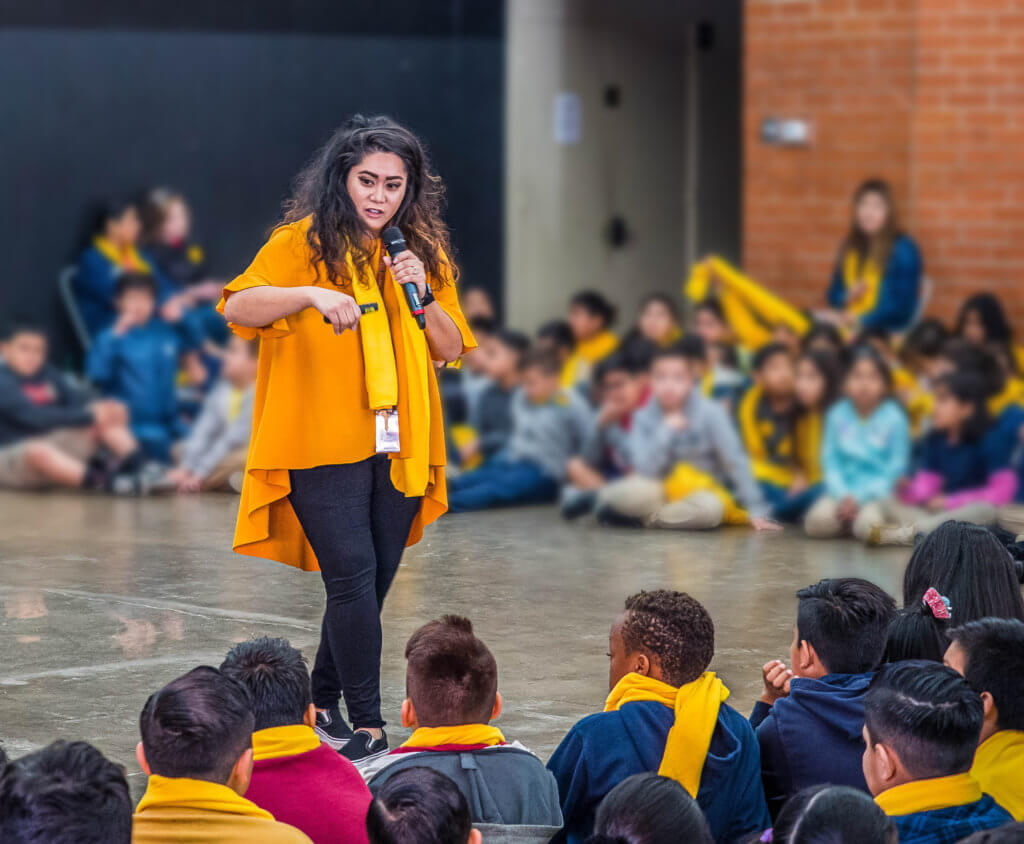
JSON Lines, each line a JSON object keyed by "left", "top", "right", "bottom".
{"left": 595, "top": 504, "right": 644, "bottom": 528}
{"left": 560, "top": 487, "right": 597, "bottom": 521}
{"left": 341, "top": 729, "right": 389, "bottom": 764}
{"left": 314, "top": 705, "right": 354, "bottom": 750}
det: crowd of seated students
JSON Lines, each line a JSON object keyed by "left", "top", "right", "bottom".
{"left": 2, "top": 520, "right": 1024, "bottom": 842}
{"left": 0, "top": 190, "right": 256, "bottom": 496}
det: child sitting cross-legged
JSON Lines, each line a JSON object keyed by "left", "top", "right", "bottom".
{"left": 752, "top": 578, "right": 896, "bottom": 817}
{"left": 595, "top": 342, "right": 777, "bottom": 531}
{"left": 547, "top": 590, "right": 769, "bottom": 844}
{"left": 447, "top": 347, "right": 594, "bottom": 512}
{"left": 362, "top": 615, "right": 563, "bottom": 838}
{"left": 946, "top": 618, "right": 1024, "bottom": 821}
{"left": 863, "top": 661, "right": 1013, "bottom": 844}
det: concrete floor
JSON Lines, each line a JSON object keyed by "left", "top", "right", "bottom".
{"left": 0, "top": 490, "right": 908, "bottom": 796}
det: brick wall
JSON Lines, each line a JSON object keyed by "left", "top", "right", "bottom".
{"left": 744, "top": 0, "right": 1024, "bottom": 325}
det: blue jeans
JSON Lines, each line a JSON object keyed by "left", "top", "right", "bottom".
{"left": 447, "top": 458, "right": 558, "bottom": 512}
{"left": 761, "top": 481, "right": 823, "bottom": 523}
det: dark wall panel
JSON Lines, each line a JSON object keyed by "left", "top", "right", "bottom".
{"left": 0, "top": 12, "right": 503, "bottom": 363}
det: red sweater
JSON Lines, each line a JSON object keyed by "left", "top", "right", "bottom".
{"left": 246, "top": 730, "right": 371, "bottom": 844}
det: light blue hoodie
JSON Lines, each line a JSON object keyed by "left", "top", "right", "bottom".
{"left": 822, "top": 398, "right": 910, "bottom": 503}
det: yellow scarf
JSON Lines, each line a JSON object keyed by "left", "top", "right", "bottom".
{"left": 737, "top": 384, "right": 796, "bottom": 488}
{"left": 401, "top": 724, "right": 506, "bottom": 749}
{"left": 227, "top": 386, "right": 245, "bottom": 422}
{"left": 135, "top": 774, "right": 273, "bottom": 820}
{"left": 561, "top": 331, "right": 619, "bottom": 388}
{"left": 604, "top": 671, "right": 729, "bottom": 797}
{"left": 795, "top": 409, "right": 823, "bottom": 484}
{"left": 658, "top": 327, "right": 683, "bottom": 347}
{"left": 972, "top": 730, "right": 1024, "bottom": 821}
{"left": 93, "top": 235, "right": 153, "bottom": 275}
{"left": 989, "top": 377, "right": 1024, "bottom": 418}
{"left": 875, "top": 773, "right": 982, "bottom": 817}
{"left": 251, "top": 724, "right": 322, "bottom": 761}
{"left": 346, "top": 248, "right": 435, "bottom": 500}
{"left": 842, "top": 249, "right": 882, "bottom": 318}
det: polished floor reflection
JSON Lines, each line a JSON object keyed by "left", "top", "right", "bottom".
{"left": 0, "top": 490, "right": 908, "bottom": 794}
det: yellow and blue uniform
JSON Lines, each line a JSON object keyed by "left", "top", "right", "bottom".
{"left": 827, "top": 235, "right": 922, "bottom": 332}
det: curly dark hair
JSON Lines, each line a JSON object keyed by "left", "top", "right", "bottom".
{"left": 282, "top": 114, "right": 455, "bottom": 288}
{"left": 621, "top": 590, "right": 714, "bottom": 686}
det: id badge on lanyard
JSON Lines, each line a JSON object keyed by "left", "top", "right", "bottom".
{"left": 376, "top": 410, "right": 400, "bottom": 453}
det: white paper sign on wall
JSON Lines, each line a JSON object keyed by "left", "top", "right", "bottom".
{"left": 553, "top": 92, "right": 583, "bottom": 145}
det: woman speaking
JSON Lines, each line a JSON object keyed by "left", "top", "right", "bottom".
{"left": 219, "top": 115, "right": 475, "bottom": 762}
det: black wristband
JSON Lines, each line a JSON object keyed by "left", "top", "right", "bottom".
{"left": 420, "top": 283, "right": 435, "bottom": 308}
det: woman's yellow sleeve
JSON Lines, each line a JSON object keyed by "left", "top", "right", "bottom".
{"left": 216, "top": 224, "right": 311, "bottom": 340}
{"left": 431, "top": 254, "right": 477, "bottom": 358}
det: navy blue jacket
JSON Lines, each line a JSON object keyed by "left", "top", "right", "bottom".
{"left": 86, "top": 320, "right": 181, "bottom": 430}
{"left": 750, "top": 673, "right": 872, "bottom": 818}
{"left": 548, "top": 700, "right": 769, "bottom": 844}
{"left": 827, "top": 235, "right": 922, "bottom": 332}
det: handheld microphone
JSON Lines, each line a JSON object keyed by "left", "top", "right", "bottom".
{"left": 382, "top": 226, "right": 426, "bottom": 330}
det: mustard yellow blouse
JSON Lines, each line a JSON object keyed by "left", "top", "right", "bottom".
{"left": 217, "top": 218, "right": 475, "bottom": 571}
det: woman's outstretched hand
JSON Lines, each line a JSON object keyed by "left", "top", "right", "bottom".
{"left": 308, "top": 287, "right": 362, "bottom": 335}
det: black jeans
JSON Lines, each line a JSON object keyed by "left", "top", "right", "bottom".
{"left": 288, "top": 456, "right": 421, "bottom": 727}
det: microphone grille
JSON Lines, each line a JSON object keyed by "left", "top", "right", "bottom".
{"left": 382, "top": 226, "right": 406, "bottom": 257}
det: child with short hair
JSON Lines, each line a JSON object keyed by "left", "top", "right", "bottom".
{"left": 562, "top": 291, "right": 619, "bottom": 389}
{"left": 561, "top": 351, "right": 649, "bottom": 520}
{"left": 548, "top": 589, "right": 770, "bottom": 843}
{"left": 946, "top": 618, "right": 1024, "bottom": 821}
{"left": 0, "top": 740, "right": 133, "bottom": 844}
{"left": 0, "top": 321, "right": 145, "bottom": 492}
{"left": 133, "top": 666, "right": 312, "bottom": 843}
{"left": 804, "top": 346, "right": 911, "bottom": 541}
{"left": 863, "top": 661, "right": 1012, "bottom": 843}
{"left": 737, "top": 343, "right": 805, "bottom": 521}
{"left": 596, "top": 344, "right": 775, "bottom": 531}
{"left": 86, "top": 274, "right": 188, "bottom": 461}
{"left": 447, "top": 348, "right": 593, "bottom": 511}
{"left": 623, "top": 293, "right": 682, "bottom": 349}
{"left": 752, "top": 578, "right": 896, "bottom": 817}
{"left": 862, "top": 371, "right": 1016, "bottom": 545}
{"left": 362, "top": 615, "right": 561, "bottom": 835}
{"left": 366, "top": 767, "right": 481, "bottom": 844}
{"left": 162, "top": 335, "right": 258, "bottom": 492}
{"left": 457, "top": 328, "right": 530, "bottom": 467}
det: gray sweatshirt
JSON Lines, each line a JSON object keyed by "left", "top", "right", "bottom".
{"left": 179, "top": 381, "right": 254, "bottom": 479}
{"left": 628, "top": 391, "right": 768, "bottom": 517}
{"left": 505, "top": 388, "right": 595, "bottom": 481}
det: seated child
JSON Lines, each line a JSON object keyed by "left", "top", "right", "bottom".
{"left": 362, "top": 615, "right": 562, "bottom": 834}
{"left": 447, "top": 348, "right": 594, "bottom": 512}
{"left": 547, "top": 589, "right": 770, "bottom": 843}
{"left": 622, "top": 292, "right": 682, "bottom": 349}
{"left": 162, "top": 335, "right": 258, "bottom": 492}
{"left": 86, "top": 274, "right": 188, "bottom": 461}
{"left": 882, "top": 589, "right": 952, "bottom": 663}
{"left": 460, "top": 285, "right": 497, "bottom": 322}
{"left": 595, "top": 343, "right": 776, "bottom": 531}
{"left": 862, "top": 372, "right": 1015, "bottom": 545}
{"left": 537, "top": 319, "right": 575, "bottom": 374}
{"left": 802, "top": 322, "right": 847, "bottom": 361}
{"left": 704, "top": 339, "right": 748, "bottom": 412}
{"left": 74, "top": 196, "right": 176, "bottom": 338}
{"left": 956, "top": 292, "right": 1024, "bottom": 375}
{"left": 0, "top": 321, "right": 145, "bottom": 492}
{"left": 457, "top": 329, "right": 529, "bottom": 467}
{"left": 736, "top": 343, "right": 808, "bottom": 522}
{"left": 752, "top": 578, "right": 896, "bottom": 817}
{"left": 790, "top": 349, "right": 844, "bottom": 517}
{"left": 586, "top": 773, "right": 713, "bottom": 844}
{"left": 561, "top": 351, "right": 649, "bottom": 520}
{"left": 366, "top": 767, "right": 480, "bottom": 844}
{"left": 768, "top": 785, "right": 897, "bottom": 844}
{"left": 142, "top": 187, "right": 228, "bottom": 348}
{"left": 220, "top": 637, "right": 372, "bottom": 844}
{"left": 133, "top": 666, "right": 312, "bottom": 843}
{"left": 863, "top": 661, "right": 1013, "bottom": 843}
{"left": 804, "top": 346, "right": 911, "bottom": 542}
{"left": 856, "top": 326, "right": 931, "bottom": 434}
{"left": 562, "top": 291, "right": 619, "bottom": 390}
{"left": 900, "top": 318, "right": 949, "bottom": 386}
{"left": 0, "top": 740, "right": 132, "bottom": 844}
{"left": 693, "top": 298, "right": 734, "bottom": 353}
{"left": 946, "top": 618, "right": 1024, "bottom": 821}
